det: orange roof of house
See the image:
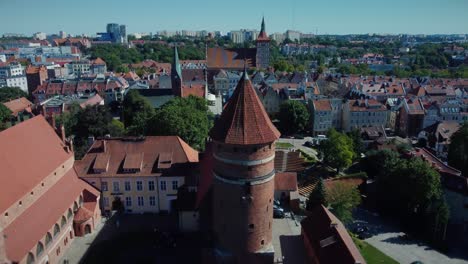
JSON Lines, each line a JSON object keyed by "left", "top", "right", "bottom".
{"left": 91, "top": 57, "right": 106, "bottom": 65}
{"left": 313, "top": 100, "right": 332, "bottom": 111}
{"left": 210, "top": 71, "right": 280, "bottom": 145}
{"left": 74, "top": 136, "right": 199, "bottom": 178}
{"left": 182, "top": 83, "right": 205, "bottom": 98}
{"left": 3, "top": 169, "right": 98, "bottom": 262}
{"left": 2, "top": 97, "right": 33, "bottom": 116}
{"left": 79, "top": 94, "right": 104, "bottom": 108}
{"left": 0, "top": 116, "right": 73, "bottom": 213}
{"left": 301, "top": 205, "right": 366, "bottom": 264}
{"left": 275, "top": 172, "right": 298, "bottom": 191}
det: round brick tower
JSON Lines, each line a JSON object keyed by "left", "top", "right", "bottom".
{"left": 210, "top": 69, "right": 280, "bottom": 263}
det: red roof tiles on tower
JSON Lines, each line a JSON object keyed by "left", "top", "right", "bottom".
{"left": 210, "top": 71, "right": 280, "bottom": 145}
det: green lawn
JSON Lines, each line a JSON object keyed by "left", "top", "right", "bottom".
{"left": 352, "top": 236, "right": 399, "bottom": 264}
{"left": 276, "top": 142, "right": 294, "bottom": 149}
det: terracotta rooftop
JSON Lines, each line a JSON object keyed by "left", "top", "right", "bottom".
{"left": 4, "top": 169, "right": 98, "bottom": 262}
{"left": 210, "top": 70, "right": 280, "bottom": 145}
{"left": 207, "top": 47, "right": 256, "bottom": 69}
{"left": 275, "top": 172, "right": 298, "bottom": 191}
{"left": 301, "top": 205, "right": 366, "bottom": 264}
{"left": 313, "top": 99, "right": 332, "bottom": 111}
{"left": 74, "top": 136, "right": 199, "bottom": 178}
{"left": 0, "top": 116, "right": 73, "bottom": 213}
{"left": 2, "top": 97, "right": 33, "bottom": 116}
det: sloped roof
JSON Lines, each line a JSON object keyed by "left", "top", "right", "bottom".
{"left": 4, "top": 169, "right": 97, "bottom": 262}
{"left": 74, "top": 136, "right": 198, "bottom": 178}
{"left": 301, "top": 205, "right": 366, "bottom": 264}
{"left": 0, "top": 116, "right": 73, "bottom": 213}
{"left": 2, "top": 97, "right": 33, "bottom": 116}
{"left": 207, "top": 47, "right": 256, "bottom": 69}
{"left": 210, "top": 71, "right": 280, "bottom": 145}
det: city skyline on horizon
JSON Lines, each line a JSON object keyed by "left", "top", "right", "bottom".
{"left": 1, "top": 0, "right": 468, "bottom": 36}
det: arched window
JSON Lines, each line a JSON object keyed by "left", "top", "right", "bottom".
{"left": 73, "top": 202, "right": 78, "bottom": 212}
{"left": 79, "top": 195, "right": 83, "bottom": 206}
{"left": 61, "top": 216, "right": 66, "bottom": 227}
{"left": 67, "top": 208, "right": 73, "bottom": 220}
{"left": 53, "top": 224, "right": 60, "bottom": 237}
{"left": 45, "top": 232, "right": 52, "bottom": 247}
{"left": 26, "top": 252, "right": 35, "bottom": 264}
{"left": 36, "top": 242, "right": 44, "bottom": 257}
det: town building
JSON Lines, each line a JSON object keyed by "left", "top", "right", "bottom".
{"left": 285, "top": 30, "right": 301, "bottom": 42}
{"left": 399, "top": 97, "right": 425, "bottom": 137}
{"left": 2, "top": 97, "right": 34, "bottom": 125}
{"left": 75, "top": 136, "right": 199, "bottom": 214}
{"left": 0, "top": 62, "right": 28, "bottom": 92}
{"left": 310, "top": 99, "right": 333, "bottom": 135}
{"left": 0, "top": 116, "right": 101, "bottom": 264}
{"left": 342, "top": 99, "right": 388, "bottom": 132}
{"left": 26, "top": 65, "right": 48, "bottom": 93}
{"left": 209, "top": 69, "right": 281, "bottom": 263}
{"left": 256, "top": 17, "right": 270, "bottom": 70}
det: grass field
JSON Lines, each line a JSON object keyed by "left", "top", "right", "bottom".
{"left": 352, "top": 236, "right": 399, "bottom": 264}
{"left": 276, "top": 142, "right": 294, "bottom": 149}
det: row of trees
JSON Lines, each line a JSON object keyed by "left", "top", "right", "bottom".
{"left": 87, "top": 43, "right": 205, "bottom": 72}
{"left": 122, "top": 91, "right": 212, "bottom": 150}
{"left": 56, "top": 92, "right": 212, "bottom": 159}
{"left": 363, "top": 149, "right": 449, "bottom": 244}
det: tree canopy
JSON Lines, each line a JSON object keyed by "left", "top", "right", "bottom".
{"left": 319, "top": 129, "right": 355, "bottom": 172}
{"left": 0, "top": 104, "right": 12, "bottom": 131}
{"left": 325, "top": 181, "right": 361, "bottom": 224}
{"left": 364, "top": 149, "right": 449, "bottom": 244}
{"left": 0, "top": 87, "right": 28, "bottom": 103}
{"left": 148, "top": 96, "right": 212, "bottom": 151}
{"left": 306, "top": 178, "right": 327, "bottom": 210}
{"left": 448, "top": 122, "right": 468, "bottom": 176}
{"left": 122, "top": 90, "right": 155, "bottom": 136}
{"left": 277, "top": 100, "right": 309, "bottom": 135}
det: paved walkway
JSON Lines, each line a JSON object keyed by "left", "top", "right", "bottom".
{"left": 354, "top": 208, "right": 468, "bottom": 264}
{"left": 272, "top": 213, "right": 306, "bottom": 264}
{"left": 59, "top": 219, "right": 106, "bottom": 264}
{"left": 277, "top": 137, "right": 319, "bottom": 160}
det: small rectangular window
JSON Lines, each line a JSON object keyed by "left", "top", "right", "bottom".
{"left": 172, "top": 180, "right": 178, "bottom": 190}
{"left": 136, "top": 181, "right": 143, "bottom": 191}
{"left": 137, "top": 196, "right": 144, "bottom": 206}
{"left": 124, "top": 181, "right": 131, "bottom": 191}
{"left": 160, "top": 181, "right": 166, "bottom": 191}
{"left": 101, "top": 181, "right": 108, "bottom": 191}
{"left": 125, "top": 197, "right": 132, "bottom": 207}
{"left": 148, "top": 181, "right": 155, "bottom": 191}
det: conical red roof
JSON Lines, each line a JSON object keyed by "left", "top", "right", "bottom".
{"left": 210, "top": 71, "right": 280, "bottom": 145}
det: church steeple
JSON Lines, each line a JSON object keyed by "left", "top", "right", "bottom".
{"left": 171, "top": 45, "right": 183, "bottom": 96}
{"left": 260, "top": 16, "right": 266, "bottom": 35}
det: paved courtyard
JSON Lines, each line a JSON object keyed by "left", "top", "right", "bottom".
{"left": 272, "top": 213, "right": 306, "bottom": 264}
{"left": 354, "top": 208, "right": 468, "bottom": 264}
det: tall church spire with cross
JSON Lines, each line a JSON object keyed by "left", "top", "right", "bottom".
{"left": 256, "top": 16, "right": 270, "bottom": 70}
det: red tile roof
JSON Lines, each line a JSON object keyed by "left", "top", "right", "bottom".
{"left": 182, "top": 83, "right": 205, "bottom": 98}
{"left": 4, "top": 169, "right": 97, "bottom": 262}
{"left": 0, "top": 116, "right": 73, "bottom": 213}
{"left": 74, "top": 136, "right": 198, "bottom": 178}
{"left": 2, "top": 97, "right": 33, "bottom": 116}
{"left": 301, "top": 205, "right": 366, "bottom": 264}
{"left": 313, "top": 99, "right": 332, "bottom": 111}
{"left": 207, "top": 47, "right": 256, "bottom": 69}
{"left": 210, "top": 71, "right": 280, "bottom": 145}
{"left": 275, "top": 172, "right": 298, "bottom": 191}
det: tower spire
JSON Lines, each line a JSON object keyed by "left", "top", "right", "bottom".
{"left": 261, "top": 16, "right": 265, "bottom": 34}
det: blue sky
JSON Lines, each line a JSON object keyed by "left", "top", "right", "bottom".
{"left": 1, "top": 0, "right": 467, "bottom": 36}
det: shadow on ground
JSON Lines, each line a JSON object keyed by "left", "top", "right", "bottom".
{"left": 279, "top": 235, "right": 306, "bottom": 264}
{"left": 78, "top": 213, "right": 204, "bottom": 264}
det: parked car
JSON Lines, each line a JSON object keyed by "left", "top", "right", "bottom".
{"left": 304, "top": 141, "right": 314, "bottom": 148}
{"left": 273, "top": 208, "right": 285, "bottom": 218}
{"left": 273, "top": 200, "right": 281, "bottom": 206}
{"left": 273, "top": 204, "right": 284, "bottom": 212}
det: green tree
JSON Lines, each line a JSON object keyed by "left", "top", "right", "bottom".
{"left": 0, "top": 87, "right": 28, "bottom": 102}
{"left": 347, "top": 129, "right": 365, "bottom": 159}
{"left": 448, "top": 122, "right": 468, "bottom": 176}
{"left": 326, "top": 182, "right": 361, "bottom": 223}
{"left": 277, "top": 100, "right": 310, "bottom": 135}
{"left": 306, "top": 178, "right": 327, "bottom": 210}
{"left": 148, "top": 96, "right": 212, "bottom": 150}
{"left": 122, "top": 90, "right": 155, "bottom": 135}
{"left": 0, "top": 104, "right": 12, "bottom": 131}
{"left": 319, "top": 129, "right": 355, "bottom": 172}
